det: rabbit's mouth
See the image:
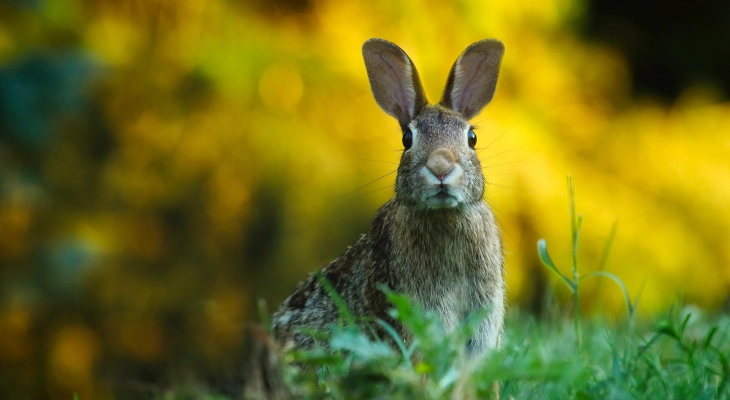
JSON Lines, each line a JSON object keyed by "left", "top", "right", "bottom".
{"left": 434, "top": 191, "right": 453, "bottom": 201}
{"left": 423, "top": 188, "right": 461, "bottom": 209}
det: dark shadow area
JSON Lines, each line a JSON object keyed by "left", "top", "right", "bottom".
{"left": 581, "top": 0, "right": 730, "bottom": 100}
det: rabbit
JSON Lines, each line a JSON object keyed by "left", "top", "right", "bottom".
{"left": 272, "top": 38, "right": 506, "bottom": 358}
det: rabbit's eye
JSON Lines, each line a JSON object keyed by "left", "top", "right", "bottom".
{"left": 468, "top": 129, "right": 477, "bottom": 148}
{"left": 402, "top": 131, "right": 413, "bottom": 150}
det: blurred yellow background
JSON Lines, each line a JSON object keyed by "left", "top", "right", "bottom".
{"left": 1, "top": 0, "right": 729, "bottom": 398}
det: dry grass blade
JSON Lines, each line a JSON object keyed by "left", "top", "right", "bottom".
{"left": 242, "top": 325, "right": 292, "bottom": 400}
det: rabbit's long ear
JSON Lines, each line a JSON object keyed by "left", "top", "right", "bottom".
{"left": 362, "top": 39, "right": 428, "bottom": 126}
{"left": 440, "top": 39, "right": 504, "bottom": 120}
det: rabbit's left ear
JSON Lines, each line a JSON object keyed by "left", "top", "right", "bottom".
{"left": 362, "top": 39, "right": 429, "bottom": 127}
{"left": 440, "top": 39, "right": 504, "bottom": 120}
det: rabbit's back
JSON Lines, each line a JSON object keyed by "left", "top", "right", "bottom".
{"left": 271, "top": 222, "right": 394, "bottom": 350}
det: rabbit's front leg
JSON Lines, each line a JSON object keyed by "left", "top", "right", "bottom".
{"left": 466, "top": 305, "right": 504, "bottom": 356}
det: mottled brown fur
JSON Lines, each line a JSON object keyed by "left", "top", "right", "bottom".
{"left": 272, "top": 38, "right": 506, "bottom": 357}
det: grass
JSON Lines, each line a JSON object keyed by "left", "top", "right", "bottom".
{"left": 169, "top": 178, "right": 730, "bottom": 399}
{"left": 272, "top": 296, "right": 730, "bottom": 399}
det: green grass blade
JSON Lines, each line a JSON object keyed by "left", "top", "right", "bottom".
{"left": 567, "top": 175, "right": 579, "bottom": 278}
{"left": 598, "top": 221, "right": 619, "bottom": 272}
{"left": 712, "top": 347, "right": 730, "bottom": 394}
{"left": 376, "top": 318, "right": 413, "bottom": 366}
{"left": 537, "top": 239, "right": 575, "bottom": 292}
{"left": 317, "top": 272, "right": 356, "bottom": 325}
{"left": 580, "top": 271, "right": 634, "bottom": 315}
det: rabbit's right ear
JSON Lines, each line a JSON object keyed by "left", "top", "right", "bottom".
{"left": 362, "top": 39, "right": 428, "bottom": 127}
{"left": 440, "top": 39, "right": 504, "bottom": 120}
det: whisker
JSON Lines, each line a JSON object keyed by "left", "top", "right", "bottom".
{"left": 358, "top": 168, "right": 398, "bottom": 173}
{"left": 486, "top": 182, "right": 535, "bottom": 193}
{"left": 478, "top": 122, "right": 519, "bottom": 153}
{"left": 342, "top": 184, "right": 395, "bottom": 200}
{"left": 484, "top": 198, "right": 515, "bottom": 244}
{"left": 484, "top": 158, "right": 530, "bottom": 168}
{"left": 365, "top": 128, "right": 400, "bottom": 152}
{"left": 471, "top": 117, "right": 501, "bottom": 126}
{"left": 338, "top": 171, "right": 397, "bottom": 199}
{"left": 478, "top": 147, "right": 519, "bottom": 159}
{"left": 482, "top": 168, "right": 517, "bottom": 176}
{"left": 351, "top": 157, "right": 399, "bottom": 165}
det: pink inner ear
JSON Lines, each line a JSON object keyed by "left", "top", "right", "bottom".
{"left": 453, "top": 52, "right": 491, "bottom": 114}
{"left": 374, "top": 51, "right": 414, "bottom": 117}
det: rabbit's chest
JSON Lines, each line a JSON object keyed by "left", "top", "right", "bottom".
{"left": 421, "top": 278, "right": 476, "bottom": 332}
{"left": 402, "top": 254, "right": 491, "bottom": 331}
{"left": 387, "top": 202, "right": 503, "bottom": 332}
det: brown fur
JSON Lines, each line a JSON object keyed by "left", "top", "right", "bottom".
{"left": 272, "top": 38, "right": 506, "bottom": 357}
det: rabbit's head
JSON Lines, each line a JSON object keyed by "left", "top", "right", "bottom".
{"left": 362, "top": 39, "right": 504, "bottom": 210}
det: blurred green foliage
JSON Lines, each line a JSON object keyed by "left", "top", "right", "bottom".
{"left": 277, "top": 294, "right": 730, "bottom": 399}
{"left": 0, "top": 0, "right": 729, "bottom": 398}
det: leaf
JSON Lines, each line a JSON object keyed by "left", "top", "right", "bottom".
{"left": 376, "top": 318, "right": 413, "bottom": 366}
{"left": 437, "top": 366, "right": 460, "bottom": 390}
{"left": 330, "top": 327, "right": 394, "bottom": 361}
{"left": 580, "top": 271, "right": 634, "bottom": 315}
{"left": 537, "top": 239, "right": 575, "bottom": 292}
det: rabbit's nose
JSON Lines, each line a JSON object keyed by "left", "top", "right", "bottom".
{"left": 426, "top": 148, "right": 456, "bottom": 180}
